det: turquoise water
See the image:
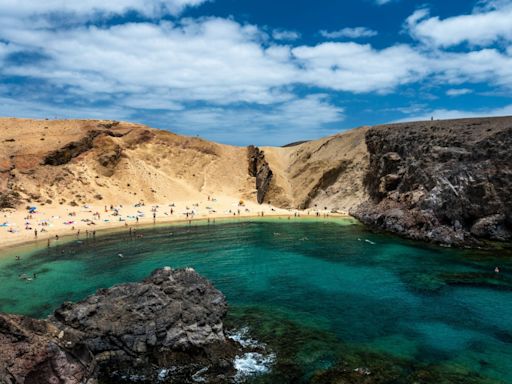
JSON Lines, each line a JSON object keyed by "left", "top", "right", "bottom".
{"left": 0, "top": 218, "right": 511, "bottom": 383}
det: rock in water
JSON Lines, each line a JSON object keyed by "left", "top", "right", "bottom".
{"left": 0, "top": 268, "right": 240, "bottom": 383}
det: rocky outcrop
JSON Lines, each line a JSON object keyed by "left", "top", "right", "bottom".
{"left": 0, "top": 191, "right": 20, "bottom": 208}
{"left": 352, "top": 117, "right": 512, "bottom": 246}
{"left": 43, "top": 130, "right": 104, "bottom": 166}
{"left": 0, "top": 268, "right": 242, "bottom": 384}
{"left": 43, "top": 129, "right": 127, "bottom": 167}
{"left": 248, "top": 145, "right": 273, "bottom": 204}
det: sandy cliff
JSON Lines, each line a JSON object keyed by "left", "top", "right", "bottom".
{"left": 0, "top": 118, "right": 255, "bottom": 208}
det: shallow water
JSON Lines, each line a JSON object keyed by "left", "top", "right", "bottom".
{"left": 1, "top": 218, "right": 511, "bottom": 383}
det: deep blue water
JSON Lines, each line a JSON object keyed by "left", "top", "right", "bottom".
{"left": 0, "top": 218, "right": 511, "bottom": 383}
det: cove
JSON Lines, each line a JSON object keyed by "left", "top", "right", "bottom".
{"left": 0, "top": 218, "right": 511, "bottom": 383}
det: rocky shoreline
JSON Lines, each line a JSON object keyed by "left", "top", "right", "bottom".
{"left": 0, "top": 268, "right": 268, "bottom": 384}
{"left": 351, "top": 117, "right": 512, "bottom": 247}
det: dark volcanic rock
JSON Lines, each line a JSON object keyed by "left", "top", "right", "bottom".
{"left": 0, "top": 314, "right": 93, "bottom": 384}
{"left": 0, "top": 190, "right": 21, "bottom": 208}
{"left": 351, "top": 117, "right": 512, "bottom": 246}
{"left": 43, "top": 129, "right": 127, "bottom": 167}
{"left": 0, "top": 268, "right": 241, "bottom": 384}
{"left": 43, "top": 130, "right": 103, "bottom": 166}
{"left": 247, "top": 145, "right": 273, "bottom": 204}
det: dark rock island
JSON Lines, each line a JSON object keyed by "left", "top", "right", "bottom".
{"left": 0, "top": 268, "right": 243, "bottom": 384}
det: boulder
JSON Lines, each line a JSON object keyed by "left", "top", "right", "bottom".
{"left": 0, "top": 268, "right": 242, "bottom": 384}
{"left": 471, "top": 214, "right": 511, "bottom": 241}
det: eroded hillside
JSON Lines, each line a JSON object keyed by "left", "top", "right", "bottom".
{"left": 261, "top": 127, "right": 369, "bottom": 212}
{"left": 0, "top": 118, "right": 255, "bottom": 207}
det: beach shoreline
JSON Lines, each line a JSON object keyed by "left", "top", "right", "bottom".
{"left": 0, "top": 197, "right": 349, "bottom": 253}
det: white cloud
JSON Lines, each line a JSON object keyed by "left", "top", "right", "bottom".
{"left": 293, "top": 43, "right": 428, "bottom": 93}
{"left": 432, "top": 49, "right": 512, "bottom": 89}
{"left": 446, "top": 88, "right": 473, "bottom": 96}
{"left": 406, "top": 3, "right": 512, "bottom": 47}
{"left": 320, "top": 27, "right": 378, "bottom": 39}
{"left": 0, "top": 0, "right": 208, "bottom": 18}
{"left": 272, "top": 29, "right": 301, "bottom": 41}
{"left": 0, "top": 18, "right": 299, "bottom": 105}
{"left": 165, "top": 94, "right": 344, "bottom": 145}
{"left": 375, "top": 0, "right": 392, "bottom": 4}
{"left": 394, "top": 103, "right": 512, "bottom": 123}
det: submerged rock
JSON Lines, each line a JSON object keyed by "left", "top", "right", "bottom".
{"left": 0, "top": 268, "right": 242, "bottom": 383}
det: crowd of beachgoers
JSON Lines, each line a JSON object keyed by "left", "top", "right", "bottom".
{"left": 0, "top": 196, "right": 341, "bottom": 250}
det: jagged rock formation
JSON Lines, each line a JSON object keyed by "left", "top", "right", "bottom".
{"left": 0, "top": 268, "right": 241, "bottom": 384}
{"left": 351, "top": 117, "right": 512, "bottom": 246}
{"left": 247, "top": 145, "right": 273, "bottom": 204}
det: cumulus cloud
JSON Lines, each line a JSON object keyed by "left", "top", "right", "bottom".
{"left": 0, "top": 18, "right": 299, "bottom": 105}
{"left": 432, "top": 49, "right": 512, "bottom": 90}
{"left": 406, "top": 3, "right": 512, "bottom": 47}
{"left": 319, "top": 27, "right": 378, "bottom": 39}
{"left": 293, "top": 43, "right": 428, "bottom": 93}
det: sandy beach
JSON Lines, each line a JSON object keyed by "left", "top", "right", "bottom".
{"left": 0, "top": 196, "right": 345, "bottom": 251}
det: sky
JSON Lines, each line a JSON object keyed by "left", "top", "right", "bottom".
{"left": 0, "top": 0, "right": 511, "bottom": 145}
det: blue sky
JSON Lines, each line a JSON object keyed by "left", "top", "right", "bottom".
{"left": 0, "top": 0, "right": 511, "bottom": 145}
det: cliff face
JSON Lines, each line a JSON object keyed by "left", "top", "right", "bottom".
{"left": 0, "top": 268, "right": 242, "bottom": 384}
{"left": 351, "top": 117, "right": 512, "bottom": 246}
{"left": 261, "top": 127, "right": 369, "bottom": 211}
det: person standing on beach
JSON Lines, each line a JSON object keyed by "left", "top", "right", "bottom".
{"left": 34, "top": 229, "right": 37, "bottom": 238}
